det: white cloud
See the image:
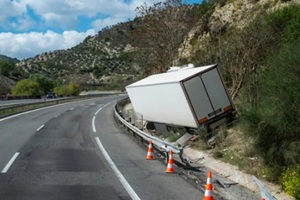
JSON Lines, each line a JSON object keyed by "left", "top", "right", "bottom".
{"left": 92, "top": 17, "right": 129, "bottom": 30}
{"left": 0, "top": 0, "right": 163, "bottom": 59}
{"left": 0, "top": 29, "right": 96, "bottom": 59}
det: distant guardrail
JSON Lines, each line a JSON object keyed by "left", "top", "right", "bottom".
{"left": 114, "top": 97, "right": 183, "bottom": 156}
{"left": 0, "top": 92, "right": 124, "bottom": 119}
{"left": 0, "top": 95, "right": 41, "bottom": 100}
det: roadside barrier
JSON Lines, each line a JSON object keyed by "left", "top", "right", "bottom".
{"left": 252, "top": 176, "right": 276, "bottom": 200}
{"left": 114, "top": 97, "right": 182, "bottom": 155}
{"left": 203, "top": 171, "right": 214, "bottom": 200}
{"left": 165, "top": 150, "right": 175, "bottom": 173}
{"left": 146, "top": 140, "right": 154, "bottom": 160}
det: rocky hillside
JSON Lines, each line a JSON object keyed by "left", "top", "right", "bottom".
{"left": 16, "top": 20, "right": 142, "bottom": 85}
{"left": 0, "top": 75, "right": 15, "bottom": 95}
{"left": 0, "top": 55, "right": 19, "bottom": 64}
{"left": 0, "top": 55, "right": 18, "bottom": 95}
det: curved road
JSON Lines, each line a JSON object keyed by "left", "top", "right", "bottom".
{"left": 0, "top": 95, "right": 203, "bottom": 200}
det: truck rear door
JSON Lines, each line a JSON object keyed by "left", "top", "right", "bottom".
{"left": 201, "top": 68, "right": 232, "bottom": 118}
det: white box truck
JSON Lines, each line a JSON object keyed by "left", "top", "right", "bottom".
{"left": 126, "top": 64, "right": 235, "bottom": 129}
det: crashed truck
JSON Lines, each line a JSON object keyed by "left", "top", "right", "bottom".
{"left": 125, "top": 64, "right": 235, "bottom": 133}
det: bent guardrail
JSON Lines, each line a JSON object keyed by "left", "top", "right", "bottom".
{"left": 114, "top": 97, "right": 183, "bottom": 155}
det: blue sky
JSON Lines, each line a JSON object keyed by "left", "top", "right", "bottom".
{"left": 0, "top": 0, "right": 200, "bottom": 60}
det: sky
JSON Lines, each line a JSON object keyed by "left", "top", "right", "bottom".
{"left": 0, "top": 0, "right": 200, "bottom": 60}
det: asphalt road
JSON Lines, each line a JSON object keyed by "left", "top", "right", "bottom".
{"left": 0, "top": 95, "right": 203, "bottom": 199}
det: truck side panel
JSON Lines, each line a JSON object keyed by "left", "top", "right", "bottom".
{"left": 126, "top": 82, "right": 199, "bottom": 128}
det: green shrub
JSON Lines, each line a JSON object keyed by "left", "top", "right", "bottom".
{"left": 240, "top": 42, "right": 300, "bottom": 180}
{"left": 12, "top": 79, "right": 43, "bottom": 96}
{"left": 265, "top": 4, "right": 300, "bottom": 45}
{"left": 280, "top": 165, "right": 300, "bottom": 198}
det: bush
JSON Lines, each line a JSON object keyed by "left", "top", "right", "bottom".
{"left": 240, "top": 42, "right": 300, "bottom": 180}
{"left": 12, "top": 79, "right": 43, "bottom": 96}
{"left": 54, "top": 83, "right": 80, "bottom": 96}
{"left": 265, "top": 4, "right": 300, "bottom": 45}
{"left": 280, "top": 165, "right": 300, "bottom": 198}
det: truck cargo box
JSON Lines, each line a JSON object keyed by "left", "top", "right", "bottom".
{"left": 126, "top": 64, "right": 235, "bottom": 129}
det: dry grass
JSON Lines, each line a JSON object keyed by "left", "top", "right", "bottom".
{"left": 192, "top": 126, "right": 266, "bottom": 177}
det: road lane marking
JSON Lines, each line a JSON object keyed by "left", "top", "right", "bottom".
{"left": 55, "top": 114, "right": 60, "bottom": 118}
{"left": 95, "top": 137, "right": 140, "bottom": 200}
{"left": 0, "top": 103, "right": 69, "bottom": 122}
{"left": 95, "top": 107, "right": 102, "bottom": 116}
{"left": 103, "top": 102, "right": 110, "bottom": 108}
{"left": 2, "top": 152, "right": 20, "bottom": 173}
{"left": 92, "top": 116, "right": 96, "bottom": 132}
{"left": 70, "top": 108, "right": 74, "bottom": 111}
{"left": 0, "top": 98, "right": 97, "bottom": 122}
{"left": 37, "top": 125, "right": 44, "bottom": 132}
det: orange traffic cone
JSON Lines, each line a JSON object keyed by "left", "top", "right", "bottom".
{"left": 146, "top": 140, "right": 154, "bottom": 160}
{"left": 203, "top": 171, "right": 214, "bottom": 200}
{"left": 166, "top": 150, "right": 175, "bottom": 173}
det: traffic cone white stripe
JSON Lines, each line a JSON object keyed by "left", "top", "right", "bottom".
{"left": 204, "top": 190, "right": 213, "bottom": 196}
{"left": 146, "top": 140, "right": 154, "bottom": 160}
{"left": 203, "top": 171, "right": 214, "bottom": 200}
{"left": 166, "top": 150, "right": 175, "bottom": 173}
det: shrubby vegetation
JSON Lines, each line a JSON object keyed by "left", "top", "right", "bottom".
{"left": 11, "top": 73, "right": 80, "bottom": 97}
{"left": 54, "top": 83, "right": 80, "bottom": 96}
{"left": 12, "top": 79, "right": 43, "bottom": 96}
{"left": 237, "top": 4, "right": 300, "bottom": 196}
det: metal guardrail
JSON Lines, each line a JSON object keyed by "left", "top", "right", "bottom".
{"left": 114, "top": 97, "right": 182, "bottom": 155}
{"left": 0, "top": 93, "right": 124, "bottom": 119}
{"left": 253, "top": 176, "right": 277, "bottom": 200}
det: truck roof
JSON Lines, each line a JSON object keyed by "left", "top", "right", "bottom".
{"left": 127, "top": 64, "right": 217, "bottom": 88}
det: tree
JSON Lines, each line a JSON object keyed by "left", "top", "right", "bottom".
{"left": 134, "top": 0, "right": 197, "bottom": 75}
{"left": 54, "top": 83, "right": 80, "bottom": 96}
{"left": 29, "top": 73, "right": 55, "bottom": 94}
{"left": 0, "top": 60, "right": 15, "bottom": 77}
{"left": 12, "top": 79, "right": 43, "bottom": 96}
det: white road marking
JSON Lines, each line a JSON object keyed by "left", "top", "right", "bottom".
{"left": 0, "top": 98, "right": 97, "bottom": 122}
{"left": 95, "top": 137, "right": 140, "bottom": 200}
{"left": 70, "top": 108, "right": 74, "bottom": 111}
{"left": 55, "top": 114, "right": 61, "bottom": 118}
{"left": 0, "top": 103, "right": 69, "bottom": 122}
{"left": 1, "top": 152, "right": 20, "bottom": 173}
{"left": 95, "top": 107, "right": 102, "bottom": 116}
{"left": 92, "top": 116, "right": 96, "bottom": 132}
{"left": 103, "top": 102, "right": 110, "bottom": 108}
{"left": 37, "top": 125, "right": 44, "bottom": 132}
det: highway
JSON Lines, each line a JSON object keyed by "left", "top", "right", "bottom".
{"left": 0, "top": 95, "right": 202, "bottom": 199}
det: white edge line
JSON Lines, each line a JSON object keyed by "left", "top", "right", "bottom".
{"left": 37, "top": 125, "right": 44, "bottom": 132}
{"left": 92, "top": 116, "right": 96, "bottom": 133}
{"left": 95, "top": 137, "right": 140, "bottom": 200}
{"left": 103, "top": 102, "right": 110, "bottom": 108}
{"left": 2, "top": 152, "right": 20, "bottom": 173}
{"left": 0, "top": 98, "right": 95, "bottom": 122}
{"left": 95, "top": 107, "right": 102, "bottom": 116}
{"left": 70, "top": 108, "right": 74, "bottom": 111}
{"left": 0, "top": 102, "right": 69, "bottom": 122}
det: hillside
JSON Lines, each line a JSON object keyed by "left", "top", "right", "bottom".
{"left": 15, "top": 21, "right": 142, "bottom": 86}
{"left": 0, "top": 54, "right": 19, "bottom": 64}
{"left": 0, "top": 55, "right": 18, "bottom": 95}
